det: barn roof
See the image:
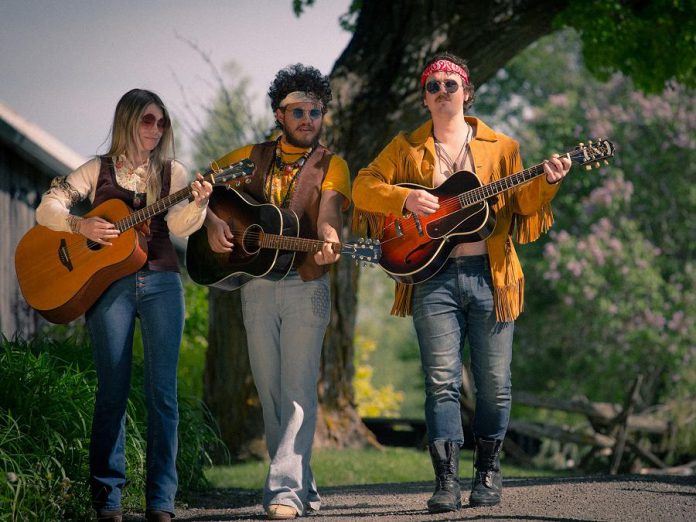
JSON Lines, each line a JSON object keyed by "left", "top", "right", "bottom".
{"left": 0, "top": 101, "right": 85, "bottom": 178}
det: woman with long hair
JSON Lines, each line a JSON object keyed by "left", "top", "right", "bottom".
{"left": 36, "top": 88, "right": 212, "bottom": 522}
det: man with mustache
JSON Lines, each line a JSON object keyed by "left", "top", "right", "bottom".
{"left": 204, "top": 64, "right": 350, "bottom": 520}
{"left": 352, "top": 52, "right": 571, "bottom": 512}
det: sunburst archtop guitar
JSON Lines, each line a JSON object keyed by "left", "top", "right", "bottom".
{"left": 377, "top": 139, "right": 615, "bottom": 285}
{"left": 15, "top": 159, "right": 255, "bottom": 324}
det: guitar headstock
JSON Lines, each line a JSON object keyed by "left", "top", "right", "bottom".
{"left": 568, "top": 139, "right": 615, "bottom": 170}
{"left": 343, "top": 239, "right": 382, "bottom": 266}
{"left": 207, "top": 158, "right": 255, "bottom": 187}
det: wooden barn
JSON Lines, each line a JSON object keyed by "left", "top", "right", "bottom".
{"left": 0, "top": 101, "right": 85, "bottom": 338}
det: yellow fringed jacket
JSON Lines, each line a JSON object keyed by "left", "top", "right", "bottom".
{"left": 352, "top": 117, "right": 560, "bottom": 322}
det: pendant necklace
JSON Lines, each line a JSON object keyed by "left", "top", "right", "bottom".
{"left": 266, "top": 136, "right": 313, "bottom": 207}
{"left": 434, "top": 123, "right": 473, "bottom": 177}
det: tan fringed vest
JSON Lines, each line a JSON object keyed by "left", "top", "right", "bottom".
{"left": 245, "top": 141, "right": 333, "bottom": 282}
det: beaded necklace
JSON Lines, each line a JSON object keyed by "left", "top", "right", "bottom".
{"left": 265, "top": 136, "right": 313, "bottom": 208}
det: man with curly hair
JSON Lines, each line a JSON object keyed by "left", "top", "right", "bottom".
{"left": 352, "top": 52, "right": 571, "bottom": 512}
{"left": 204, "top": 64, "right": 350, "bottom": 520}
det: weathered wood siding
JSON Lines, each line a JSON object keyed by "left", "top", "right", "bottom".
{"left": 0, "top": 145, "right": 52, "bottom": 337}
{"left": 0, "top": 103, "right": 84, "bottom": 338}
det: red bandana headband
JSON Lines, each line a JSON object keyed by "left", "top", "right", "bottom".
{"left": 420, "top": 59, "right": 470, "bottom": 87}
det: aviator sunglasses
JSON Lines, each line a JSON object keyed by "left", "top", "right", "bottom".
{"left": 285, "top": 107, "right": 323, "bottom": 120}
{"left": 425, "top": 79, "right": 460, "bottom": 94}
{"left": 140, "top": 113, "right": 170, "bottom": 130}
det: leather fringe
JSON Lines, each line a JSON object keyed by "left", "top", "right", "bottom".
{"left": 494, "top": 278, "right": 525, "bottom": 323}
{"left": 351, "top": 209, "right": 385, "bottom": 240}
{"left": 515, "top": 203, "right": 554, "bottom": 244}
{"left": 391, "top": 282, "right": 413, "bottom": 316}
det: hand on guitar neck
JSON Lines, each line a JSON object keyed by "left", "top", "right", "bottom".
{"left": 543, "top": 154, "right": 572, "bottom": 184}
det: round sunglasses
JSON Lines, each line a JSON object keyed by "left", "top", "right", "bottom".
{"left": 425, "top": 79, "right": 461, "bottom": 94}
{"left": 285, "top": 107, "right": 323, "bottom": 120}
{"left": 140, "top": 113, "right": 170, "bottom": 130}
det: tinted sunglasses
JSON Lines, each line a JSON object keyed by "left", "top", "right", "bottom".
{"left": 285, "top": 107, "right": 323, "bottom": 120}
{"left": 425, "top": 79, "right": 460, "bottom": 94}
{"left": 140, "top": 113, "right": 169, "bottom": 130}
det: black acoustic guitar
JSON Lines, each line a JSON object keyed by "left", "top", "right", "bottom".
{"left": 378, "top": 139, "right": 615, "bottom": 284}
{"left": 186, "top": 187, "right": 381, "bottom": 291}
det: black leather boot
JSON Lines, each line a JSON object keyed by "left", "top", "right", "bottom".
{"left": 426, "top": 439, "right": 461, "bottom": 513}
{"left": 469, "top": 437, "right": 503, "bottom": 507}
{"left": 95, "top": 509, "right": 123, "bottom": 522}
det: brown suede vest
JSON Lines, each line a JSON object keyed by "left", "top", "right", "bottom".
{"left": 245, "top": 141, "right": 333, "bottom": 281}
{"left": 93, "top": 156, "right": 179, "bottom": 272}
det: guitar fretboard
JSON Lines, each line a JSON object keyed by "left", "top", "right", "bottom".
{"left": 114, "top": 186, "right": 193, "bottom": 232}
{"left": 458, "top": 163, "right": 546, "bottom": 208}
{"left": 259, "top": 233, "right": 340, "bottom": 254}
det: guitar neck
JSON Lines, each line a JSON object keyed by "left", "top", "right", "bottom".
{"left": 114, "top": 186, "right": 193, "bottom": 232}
{"left": 458, "top": 162, "right": 548, "bottom": 208}
{"left": 259, "top": 233, "right": 341, "bottom": 254}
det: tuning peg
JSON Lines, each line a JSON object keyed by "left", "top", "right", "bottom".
{"left": 585, "top": 165, "right": 592, "bottom": 170}
{"left": 594, "top": 162, "right": 600, "bottom": 168}
{"left": 604, "top": 160, "right": 609, "bottom": 165}
{"left": 588, "top": 140, "right": 593, "bottom": 145}
{"left": 579, "top": 142, "right": 585, "bottom": 147}
{"left": 244, "top": 178, "right": 251, "bottom": 184}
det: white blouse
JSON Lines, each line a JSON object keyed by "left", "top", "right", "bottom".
{"left": 36, "top": 155, "right": 207, "bottom": 238}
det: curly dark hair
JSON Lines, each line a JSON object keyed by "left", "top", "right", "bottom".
{"left": 421, "top": 52, "right": 475, "bottom": 112}
{"left": 268, "top": 63, "right": 332, "bottom": 114}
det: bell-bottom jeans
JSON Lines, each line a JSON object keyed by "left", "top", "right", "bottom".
{"left": 240, "top": 271, "right": 330, "bottom": 516}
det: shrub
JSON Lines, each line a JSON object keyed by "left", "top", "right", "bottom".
{"left": 0, "top": 333, "right": 225, "bottom": 521}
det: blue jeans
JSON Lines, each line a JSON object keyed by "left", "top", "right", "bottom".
{"left": 85, "top": 270, "right": 184, "bottom": 514}
{"left": 240, "top": 271, "right": 330, "bottom": 516}
{"left": 412, "top": 255, "right": 514, "bottom": 444}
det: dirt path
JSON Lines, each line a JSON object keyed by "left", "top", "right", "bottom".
{"left": 137, "top": 474, "right": 696, "bottom": 521}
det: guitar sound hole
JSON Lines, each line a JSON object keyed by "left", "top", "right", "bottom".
{"left": 86, "top": 240, "right": 103, "bottom": 251}
{"left": 241, "top": 224, "right": 262, "bottom": 255}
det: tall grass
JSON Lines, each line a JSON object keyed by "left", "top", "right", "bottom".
{"left": 0, "top": 335, "right": 225, "bottom": 521}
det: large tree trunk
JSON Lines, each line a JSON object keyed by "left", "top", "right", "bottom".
{"left": 203, "top": 288, "right": 265, "bottom": 458}
{"left": 204, "top": 0, "right": 568, "bottom": 457}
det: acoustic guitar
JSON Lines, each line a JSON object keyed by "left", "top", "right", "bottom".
{"left": 186, "top": 187, "right": 381, "bottom": 291}
{"left": 377, "top": 139, "right": 615, "bottom": 284}
{"left": 15, "top": 159, "right": 255, "bottom": 323}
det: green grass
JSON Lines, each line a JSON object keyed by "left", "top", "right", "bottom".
{"left": 206, "top": 447, "right": 570, "bottom": 489}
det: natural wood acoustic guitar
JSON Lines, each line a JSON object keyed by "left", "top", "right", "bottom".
{"left": 15, "top": 159, "right": 254, "bottom": 323}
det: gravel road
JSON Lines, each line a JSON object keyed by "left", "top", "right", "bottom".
{"left": 125, "top": 474, "right": 696, "bottom": 521}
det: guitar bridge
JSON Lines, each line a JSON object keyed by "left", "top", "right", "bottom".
{"left": 412, "top": 213, "right": 424, "bottom": 237}
{"left": 58, "top": 239, "right": 74, "bottom": 271}
{"left": 394, "top": 219, "right": 404, "bottom": 237}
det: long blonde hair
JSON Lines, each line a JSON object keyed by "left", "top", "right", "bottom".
{"left": 106, "top": 89, "right": 175, "bottom": 204}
